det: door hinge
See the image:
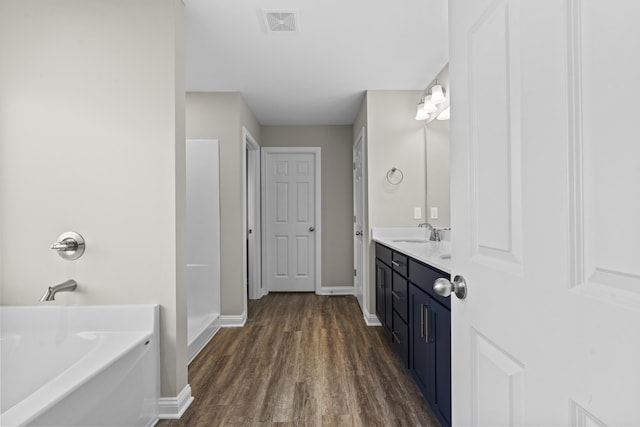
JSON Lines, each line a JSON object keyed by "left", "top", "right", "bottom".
{"left": 353, "top": 162, "right": 356, "bottom": 170}
{"left": 353, "top": 215, "right": 356, "bottom": 223}
{"left": 354, "top": 269, "right": 357, "bottom": 277}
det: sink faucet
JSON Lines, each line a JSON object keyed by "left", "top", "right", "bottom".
{"left": 40, "top": 279, "right": 77, "bottom": 302}
{"left": 418, "top": 222, "right": 440, "bottom": 241}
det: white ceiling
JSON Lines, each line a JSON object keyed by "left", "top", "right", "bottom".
{"left": 185, "top": 0, "right": 449, "bottom": 126}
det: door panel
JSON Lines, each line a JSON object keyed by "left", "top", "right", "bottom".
{"left": 263, "top": 149, "right": 319, "bottom": 292}
{"left": 450, "top": 0, "right": 640, "bottom": 425}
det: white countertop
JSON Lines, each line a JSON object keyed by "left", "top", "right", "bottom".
{"left": 372, "top": 227, "right": 452, "bottom": 274}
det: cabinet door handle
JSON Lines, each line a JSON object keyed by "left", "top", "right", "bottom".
{"left": 391, "top": 261, "right": 400, "bottom": 268}
{"left": 391, "top": 290, "right": 401, "bottom": 300}
{"left": 420, "top": 303, "right": 424, "bottom": 338}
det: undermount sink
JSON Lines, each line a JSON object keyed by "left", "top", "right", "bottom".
{"left": 440, "top": 254, "right": 451, "bottom": 259}
{"left": 392, "top": 238, "right": 431, "bottom": 243}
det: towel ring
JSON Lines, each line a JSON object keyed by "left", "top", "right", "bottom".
{"left": 386, "top": 167, "right": 404, "bottom": 185}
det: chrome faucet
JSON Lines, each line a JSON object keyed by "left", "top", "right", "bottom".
{"left": 40, "top": 279, "right": 77, "bottom": 302}
{"left": 418, "top": 222, "right": 440, "bottom": 241}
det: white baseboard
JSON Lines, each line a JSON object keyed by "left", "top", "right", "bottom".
{"left": 187, "top": 317, "right": 221, "bottom": 364}
{"left": 158, "top": 384, "right": 194, "bottom": 420}
{"left": 363, "top": 307, "right": 382, "bottom": 326}
{"left": 316, "top": 286, "right": 355, "bottom": 296}
{"left": 220, "top": 312, "right": 247, "bottom": 327}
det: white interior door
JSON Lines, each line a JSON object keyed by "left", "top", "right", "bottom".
{"left": 353, "top": 128, "right": 365, "bottom": 312}
{"left": 449, "top": 1, "right": 640, "bottom": 425}
{"left": 262, "top": 148, "right": 320, "bottom": 292}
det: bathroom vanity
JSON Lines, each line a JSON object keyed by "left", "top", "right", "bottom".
{"left": 373, "top": 229, "right": 452, "bottom": 427}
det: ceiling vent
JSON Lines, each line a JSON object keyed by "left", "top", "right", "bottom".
{"left": 262, "top": 9, "right": 299, "bottom": 33}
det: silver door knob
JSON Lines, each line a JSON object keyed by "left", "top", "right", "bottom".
{"left": 355, "top": 231, "right": 362, "bottom": 236}
{"left": 433, "top": 275, "right": 467, "bottom": 300}
{"left": 309, "top": 226, "right": 315, "bottom": 232}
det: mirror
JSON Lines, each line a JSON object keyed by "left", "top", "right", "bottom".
{"left": 424, "top": 64, "right": 451, "bottom": 229}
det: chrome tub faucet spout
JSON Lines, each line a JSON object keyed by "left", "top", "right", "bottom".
{"left": 40, "top": 279, "right": 77, "bottom": 302}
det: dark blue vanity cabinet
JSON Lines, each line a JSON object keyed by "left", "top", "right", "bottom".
{"left": 375, "top": 244, "right": 410, "bottom": 367}
{"left": 376, "top": 243, "right": 451, "bottom": 427}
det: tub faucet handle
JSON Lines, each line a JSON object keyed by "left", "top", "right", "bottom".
{"left": 51, "top": 240, "right": 76, "bottom": 250}
{"left": 51, "top": 232, "right": 85, "bottom": 260}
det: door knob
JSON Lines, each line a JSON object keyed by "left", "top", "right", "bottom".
{"left": 355, "top": 231, "right": 362, "bottom": 236}
{"left": 309, "top": 226, "right": 315, "bottom": 232}
{"left": 433, "top": 275, "right": 467, "bottom": 300}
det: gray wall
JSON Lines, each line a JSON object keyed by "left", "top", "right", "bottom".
{"left": 356, "top": 90, "right": 428, "bottom": 317}
{"left": 186, "top": 92, "right": 260, "bottom": 316}
{"left": 261, "top": 126, "right": 354, "bottom": 288}
{"left": 0, "top": 0, "right": 187, "bottom": 398}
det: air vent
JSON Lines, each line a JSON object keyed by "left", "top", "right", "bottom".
{"left": 262, "top": 9, "right": 299, "bottom": 32}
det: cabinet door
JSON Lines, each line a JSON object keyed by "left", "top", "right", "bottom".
{"left": 375, "top": 259, "right": 392, "bottom": 331}
{"left": 432, "top": 298, "right": 452, "bottom": 427}
{"left": 409, "top": 284, "right": 435, "bottom": 404}
{"left": 384, "top": 262, "right": 392, "bottom": 331}
{"left": 375, "top": 259, "right": 385, "bottom": 325}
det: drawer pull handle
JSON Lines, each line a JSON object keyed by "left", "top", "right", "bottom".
{"left": 391, "top": 261, "right": 400, "bottom": 268}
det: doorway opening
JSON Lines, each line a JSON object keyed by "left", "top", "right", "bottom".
{"left": 243, "top": 127, "right": 262, "bottom": 306}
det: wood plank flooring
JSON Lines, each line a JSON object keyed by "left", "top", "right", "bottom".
{"left": 158, "top": 293, "right": 439, "bottom": 427}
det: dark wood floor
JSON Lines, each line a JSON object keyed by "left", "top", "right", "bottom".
{"left": 158, "top": 293, "right": 439, "bottom": 427}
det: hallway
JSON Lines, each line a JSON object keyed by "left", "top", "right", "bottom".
{"left": 159, "top": 293, "right": 439, "bottom": 426}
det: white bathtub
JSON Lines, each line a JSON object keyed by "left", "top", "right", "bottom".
{"left": 0, "top": 305, "right": 159, "bottom": 427}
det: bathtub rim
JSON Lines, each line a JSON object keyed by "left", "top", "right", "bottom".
{"left": 0, "top": 304, "right": 160, "bottom": 427}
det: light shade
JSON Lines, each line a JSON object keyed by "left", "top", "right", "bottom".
{"left": 437, "top": 106, "right": 450, "bottom": 120}
{"left": 423, "top": 95, "right": 437, "bottom": 113}
{"left": 416, "top": 101, "right": 430, "bottom": 120}
{"left": 431, "top": 84, "right": 445, "bottom": 105}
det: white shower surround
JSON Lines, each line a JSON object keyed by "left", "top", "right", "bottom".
{"left": 186, "top": 139, "right": 222, "bottom": 363}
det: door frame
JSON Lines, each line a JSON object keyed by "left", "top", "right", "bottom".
{"left": 353, "top": 127, "right": 368, "bottom": 314}
{"left": 243, "top": 127, "right": 262, "bottom": 301}
{"left": 261, "top": 147, "right": 322, "bottom": 294}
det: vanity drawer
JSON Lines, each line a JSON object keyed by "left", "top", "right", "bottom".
{"left": 392, "top": 272, "right": 408, "bottom": 323}
{"left": 392, "top": 311, "right": 409, "bottom": 368}
{"left": 408, "top": 259, "right": 450, "bottom": 309}
{"left": 391, "top": 251, "right": 408, "bottom": 277}
{"left": 376, "top": 243, "right": 392, "bottom": 266}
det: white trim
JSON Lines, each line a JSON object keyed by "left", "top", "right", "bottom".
{"left": 243, "top": 127, "right": 262, "bottom": 302}
{"left": 187, "top": 316, "right": 221, "bottom": 365}
{"left": 352, "top": 127, "right": 367, "bottom": 315}
{"left": 317, "top": 286, "right": 355, "bottom": 296}
{"left": 363, "top": 307, "right": 382, "bottom": 326}
{"left": 220, "top": 312, "right": 247, "bottom": 327}
{"left": 158, "top": 384, "right": 194, "bottom": 420}
{"left": 261, "top": 147, "right": 322, "bottom": 294}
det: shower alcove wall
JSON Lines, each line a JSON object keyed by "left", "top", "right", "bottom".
{"left": 186, "top": 139, "right": 221, "bottom": 363}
